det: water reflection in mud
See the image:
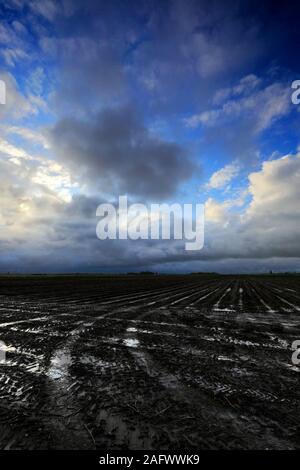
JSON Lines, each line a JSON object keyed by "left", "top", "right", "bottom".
{"left": 48, "top": 349, "right": 71, "bottom": 380}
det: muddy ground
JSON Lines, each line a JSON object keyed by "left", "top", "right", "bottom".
{"left": 0, "top": 274, "right": 299, "bottom": 450}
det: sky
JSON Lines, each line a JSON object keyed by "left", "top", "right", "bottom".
{"left": 0, "top": 0, "right": 300, "bottom": 273}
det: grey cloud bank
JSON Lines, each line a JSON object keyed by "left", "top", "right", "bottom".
{"left": 50, "top": 105, "right": 198, "bottom": 199}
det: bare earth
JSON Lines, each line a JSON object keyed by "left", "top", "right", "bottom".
{"left": 0, "top": 274, "right": 299, "bottom": 450}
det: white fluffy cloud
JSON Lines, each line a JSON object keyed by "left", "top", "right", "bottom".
{"left": 206, "top": 162, "right": 239, "bottom": 190}
{"left": 203, "top": 151, "right": 300, "bottom": 261}
{"left": 246, "top": 154, "right": 300, "bottom": 218}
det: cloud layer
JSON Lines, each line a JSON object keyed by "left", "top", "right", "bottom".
{"left": 50, "top": 105, "right": 197, "bottom": 199}
{"left": 0, "top": 0, "right": 299, "bottom": 272}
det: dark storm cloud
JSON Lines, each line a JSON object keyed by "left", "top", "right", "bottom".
{"left": 50, "top": 105, "right": 198, "bottom": 199}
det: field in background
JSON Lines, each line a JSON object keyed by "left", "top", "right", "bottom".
{"left": 0, "top": 274, "right": 299, "bottom": 449}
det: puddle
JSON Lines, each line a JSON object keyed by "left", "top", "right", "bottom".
{"left": 217, "top": 355, "right": 235, "bottom": 362}
{"left": 0, "top": 359, "right": 18, "bottom": 367}
{"left": 48, "top": 349, "right": 72, "bottom": 380}
{"left": 26, "top": 363, "right": 40, "bottom": 373}
{"left": 127, "top": 327, "right": 138, "bottom": 333}
{"left": 126, "top": 325, "right": 164, "bottom": 336}
{"left": 124, "top": 326, "right": 141, "bottom": 348}
{"left": 130, "top": 347, "right": 181, "bottom": 391}
{"left": 0, "top": 343, "right": 16, "bottom": 354}
{"left": 0, "top": 317, "right": 48, "bottom": 328}
{"left": 10, "top": 327, "right": 44, "bottom": 335}
{"left": 123, "top": 338, "right": 140, "bottom": 348}
{"left": 213, "top": 308, "right": 235, "bottom": 312}
{"left": 282, "top": 363, "right": 300, "bottom": 373}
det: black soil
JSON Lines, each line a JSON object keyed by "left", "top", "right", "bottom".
{"left": 0, "top": 274, "right": 299, "bottom": 449}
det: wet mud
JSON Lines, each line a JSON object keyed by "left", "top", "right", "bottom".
{"left": 0, "top": 274, "right": 299, "bottom": 449}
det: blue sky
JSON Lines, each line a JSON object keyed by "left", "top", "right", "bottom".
{"left": 0, "top": 0, "right": 300, "bottom": 273}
